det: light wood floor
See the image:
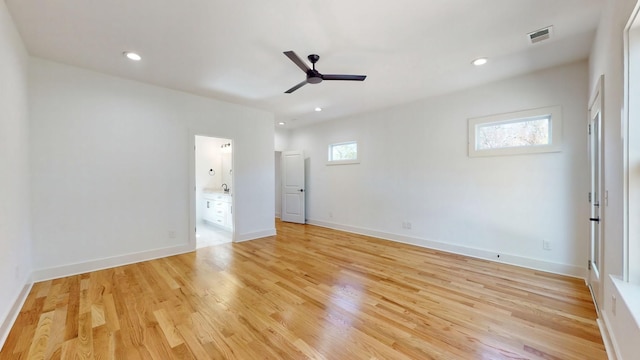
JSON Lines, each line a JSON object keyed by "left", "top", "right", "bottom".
{"left": 1, "top": 220, "right": 606, "bottom": 359}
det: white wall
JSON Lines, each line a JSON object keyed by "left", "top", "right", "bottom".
{"left": 0, "top": 1, "right": 32, "bottom": 344}
{"left": 290, "top": 61, "right": 589, "bottom": 277}
{"left": 589, "top": 0, "right": 640, "bottom": 358}
{"left": 29, "top": 58, "right": 275, "bottom": 278}
{"left": 274, "top": 127, "right": 290, "bottom": 152}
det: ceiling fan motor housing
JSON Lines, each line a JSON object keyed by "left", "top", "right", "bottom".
{"left": 307, "top": 70, "right": 323, "bottom": 84}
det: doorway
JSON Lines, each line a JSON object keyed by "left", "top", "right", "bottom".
{"left": 194, "top": 135, "right": 234, "bottom": 248}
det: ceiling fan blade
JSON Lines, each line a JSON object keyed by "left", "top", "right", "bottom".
{"left": 322, "top": 74, "right": 367, "bottom": 81}
{"left": 284, "top": 51, "right": 311, "bottom": 73}
{"left": 285, "top": 80, "right": 308, "bottom": 94}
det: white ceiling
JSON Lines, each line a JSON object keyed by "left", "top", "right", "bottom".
{"left": 5, "top": 0, "right": 603, "bottom": 128}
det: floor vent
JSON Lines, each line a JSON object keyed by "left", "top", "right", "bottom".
{"left": 528, "top": 26, "right": 553, "bottom": 44}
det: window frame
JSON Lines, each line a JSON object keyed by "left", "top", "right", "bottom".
{"left": 468, "top": 105, "right": 563, "bottom": 157}
{"left": 625, "top": 7, "right": 640, "bottom": 286}
{"left": 327, "top": 141, "right": 360, "bottom": 165}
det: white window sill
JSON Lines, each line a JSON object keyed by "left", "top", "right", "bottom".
{"left": 611, "top": 275, "right": 640, "bottom": 329}
{"left": 326, "top": 160, "right": 360, "bottom": 166}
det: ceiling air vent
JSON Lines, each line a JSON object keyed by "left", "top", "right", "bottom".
{"left": 528, "top": 26, "right": 553, "bottom": 44}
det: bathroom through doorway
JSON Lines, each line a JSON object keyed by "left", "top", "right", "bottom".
{"left": 194, "top": 135, "right": 234, "bottom": 248}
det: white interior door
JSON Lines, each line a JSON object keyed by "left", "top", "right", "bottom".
{"left": 588, "top": 77, "right": 604, "bottom": 312}
{"left": 281, "top": 150, "right": 305, "bottom": 223}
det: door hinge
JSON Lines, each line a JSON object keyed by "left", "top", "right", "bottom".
{"left": 588, "top": 192, "right": 592, "bottom": 203}
{"left": 588, "top": 260, "right": 592, "bottom": 270}
{"left": 588, "top": 124, "right": 591, "bottom": 135}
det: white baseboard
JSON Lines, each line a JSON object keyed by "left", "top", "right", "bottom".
{"left": 307, "top": 219, "right": 585, "bottom": 278}
{"left": 235, "top": 228, "right": 276, "bottom": 243}
{"left": 31, "top": 243, "right": 194, "bottom": 282}
{"left": 29, "top": 225, "right": 276, "bottom": 283}
{"left": 599, "top": 314, "right": 620, "bottom": 360}
{"left": 0, "top": 282, "right": 33, "bottom": 350}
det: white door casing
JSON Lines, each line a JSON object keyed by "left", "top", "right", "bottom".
{"left": 281, "top": 150, "right": 305, "bottom": 224}
{"left": 588, "top": 75, "right": 604, "bottom": 312}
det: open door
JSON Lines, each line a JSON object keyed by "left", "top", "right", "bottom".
{"left": 587, "top": 75, "right": 604, "bottom": 312}
{"left": 281, "top": 150, "right": 305, "bottom": 223}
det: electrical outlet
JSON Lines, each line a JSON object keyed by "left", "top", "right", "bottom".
{"left": 329, "top": 212, "right": 333, "bottom": 219}
{"left": 612, "top": 295, "right": 617, "bottom": 315}
{"left": 543, "top": 240, "right": 552, "bottom": 250}
{"left": 406, "top": 222, "right": 412, "bottom": 230}
{"left": 168, "top": 230, "right": 176, "bottom": 239}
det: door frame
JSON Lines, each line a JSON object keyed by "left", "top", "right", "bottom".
{"left": 189, "top": 131, "right": 236, "bottom": 249}
{"left": 587, "top": 75, "right": 604, "bottom": 312}
{"left": 275, "top": 151, "right": 282, "bottom": 219}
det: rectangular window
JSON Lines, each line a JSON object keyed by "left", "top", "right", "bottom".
{"left": 469, "top": 106, "right": 562, "bottom": 157}
{"left": 327, "top": 141, "right": 359, "bottom": 165}
{"left": 476, "top": 116, "right": 550, "bottom": 150}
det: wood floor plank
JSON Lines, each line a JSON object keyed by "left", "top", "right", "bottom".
{"left": 25, "top": 311, "right": 54, "bottom": 360}
{"left": 0, "top": 220, "right": 607, "bottom": 359}
{"left": 91, "top": 325, "right": 112, "bottom": 360}
{"left": 154, "top": 308, "right": 184, "bottom": 348}
{"left": 77, "top": 311, "right": 94, "bottom": 359}
{"left": 63, "top": 276, "right": 80, "bottom": 342}
{"left": 44, "top": 305, "right": 67, "bottom": 359}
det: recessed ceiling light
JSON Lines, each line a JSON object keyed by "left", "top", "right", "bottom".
{"left": 123, "top": 52, "right": 142, "bottom": 61}
{"left": 314, "top": 107, "right": 322, "bottom": 112}
{"left": 278, "top": 121, "right": 286, "bottom": 126}
{"left": 472, "top": 57, "right": 488, "bottom": 66}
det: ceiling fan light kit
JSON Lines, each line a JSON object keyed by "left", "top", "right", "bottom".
{"left": 283, "top": 51, "right": 366, "bottom": 93}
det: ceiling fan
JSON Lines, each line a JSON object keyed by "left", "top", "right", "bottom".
{"left": 283, "top": 51, "right": 367, "bottom": 93}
